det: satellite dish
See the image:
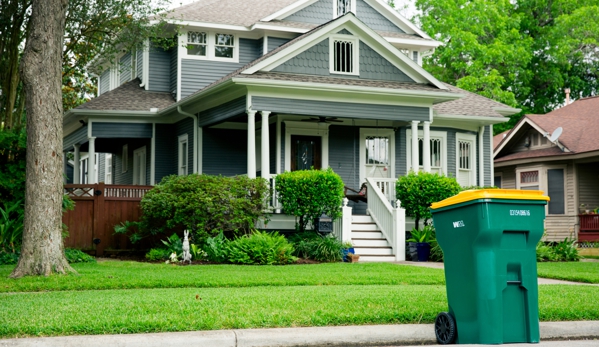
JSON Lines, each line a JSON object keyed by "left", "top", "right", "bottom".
{"left": 549, "top": 127, "right": 563, "bottom": 143}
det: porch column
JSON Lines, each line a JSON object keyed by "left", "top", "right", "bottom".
{"left": 247, "top": 110, "right": 256, "bottom": 179}
{"left": 261, "top": 111, "right": 271, "bottom": 179}
{"left": 478, "top": 126, "right": 485, "bottom": 186}
{"left": 88, "top": 137, "right": 96, "bottom": 184}
{"left": 73, "top": 144, "right": 80, "bottom": 184}
{"left": 423, "top": 121, "right": 431, "bottom": 173}
{"left": 411, "top": 121, "right": 419, "bottom": 172}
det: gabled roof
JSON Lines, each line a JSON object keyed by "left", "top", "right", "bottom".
{"left": 76, "top": 79, "right": 175, "bottom": 112}
{"left": 494, "top": 130, "right": 509, "bottom": 149}
{"left": 433, "top": 83, "right": 518, "bottom": 119}
{"left": 494, "top": 95, "right": 599, "bottom": 163}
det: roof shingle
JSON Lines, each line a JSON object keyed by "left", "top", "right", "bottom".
{"left": 77, "top": 79, "right": 175, "bottom": 112}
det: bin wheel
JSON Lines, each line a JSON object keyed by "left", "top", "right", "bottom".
{"left": 435, "top": 312, "right": 457, "bottom": 344}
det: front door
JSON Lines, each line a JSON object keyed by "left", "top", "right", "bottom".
{"left": 359, "top": 129, "right": 395, "bottom": 184}
{"left": 291, "top": 135, "right": 321, "bottom": 171}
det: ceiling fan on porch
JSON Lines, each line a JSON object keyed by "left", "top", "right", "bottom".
{"left": 301, "top": 116, "right": 343, "bottom": 123}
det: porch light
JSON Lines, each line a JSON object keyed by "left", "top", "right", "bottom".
{"left": 315, "top": 213, "right": 333, "bottom": 234}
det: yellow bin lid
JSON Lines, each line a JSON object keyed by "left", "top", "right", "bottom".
{"left": 431, "top": 189, "right": 550, "bottom": 210}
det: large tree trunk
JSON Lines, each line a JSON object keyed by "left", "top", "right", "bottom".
{"left": 10, "top": 0, "right": 73, "bottom": 278}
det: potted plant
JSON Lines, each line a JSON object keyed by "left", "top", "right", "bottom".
{"left": 406, "top": 225, "right": 435, "bottom": 262}
{"left": 342, "top": 241, "right": 355, "bottom": 262}
{"left": 347, "top": 252, "right": 360, "bottom": 263}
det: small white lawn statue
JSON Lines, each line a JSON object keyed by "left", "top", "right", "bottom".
{"left": 182, "top": 230, "right": 192, "bottom": 264}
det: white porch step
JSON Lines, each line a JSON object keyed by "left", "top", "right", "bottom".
{"left": 351, "top": 223, "right": 379, "bottom": 232}
{"left": 352, "top": 215, "right": 374, "bottom": 223}
{"left": 353, "top": 246, "right": 394, "bottom": 256}
{"left": 352, "top": 238, "right": 389, "bottom": 247}
{"left": 351, "top": 230, "right": 385, "bottom": 239}
{"left": 358, "top": 255, "right": 397, "bottom": 262}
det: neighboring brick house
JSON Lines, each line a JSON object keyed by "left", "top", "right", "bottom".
{"left": 494, "top": 96, "right": 599, "bottom": 242}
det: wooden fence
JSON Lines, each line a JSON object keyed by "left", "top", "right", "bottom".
{"left": 62, "top": 183, "right": 153, "bottom": 256}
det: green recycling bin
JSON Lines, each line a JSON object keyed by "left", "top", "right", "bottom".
{"left": 430, "top": 189, "right": 549, "bottom": 345}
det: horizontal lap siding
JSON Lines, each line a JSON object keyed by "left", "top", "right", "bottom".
{"left": 203, "top": 128, "right": 247, "bottom": 176}
{"left": 92, "top": 123, "right": 152, "bottom": 138}
{"left": 397, "top": 127, "right": 406, "bottom": 176}
{"left": 99, "top": 69, "right": 110, "bottom": 95}
{"left": 268, "top": 37, "right": 291, "bottom": 53}
{"left": 137, "top": 47, "right": 143, "bottom": 81}
{"left": 544, "top": 215, "right": 577, "bottom": 242}
{"left": 199, "top": 97, "right": 246, "bottom": 127}
{"left": 120, "top": 53, "right": 132, "bottom": 85}
{"left": 484, "top": 125, "right": 492, "bottom": 186}
{"left": 171, "top": 48, "right": 178, "bottom": 97}
{"left": 283, "top": 0, "right": 333, "bottom": 24}
{"left": 252, "top": 96, "right": 429, "bottom": 121}
{"left": 113, "top": 140, "right": 151, "bottom": 185}
{"left": 446, "top": 131, "right": 457, "bottom": 179}
{"left": 155, "top": 124, "right": 176, "bottom": 184}
{"left": 578, "top": 163, "right": 599, "bottom": 209}
{"left": 180, "top": 38, "right": 261, "bottom": 99}
{"left": 148, "top": 46, "right": 172, "bottom": 92}
{"left": 356, "top": 0, "right": 404, "bottom": 33}
{"left": 63, "top": 127, "right": 88, "bottom": 151}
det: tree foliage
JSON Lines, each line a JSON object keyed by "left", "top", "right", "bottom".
{"left": 395, "top": 171, "right": 461, "bottom": 229}
{"left": 416, "top": 0, "right": 599, "bottom": 133}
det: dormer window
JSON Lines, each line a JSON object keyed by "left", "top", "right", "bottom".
{"left": 187, "top": 31, "right": 207, "bottom": 56}
{"left": 329, "top": 36, "right": 359, "bottom": 75}
{"left": 335, "top": 0, "right": 355, "bottom": 17}
{"left": 184, "top": 31, "right": 238, "bottom": 62}
{"left": 215, "top": 33, "right": 234, "bottom": 58}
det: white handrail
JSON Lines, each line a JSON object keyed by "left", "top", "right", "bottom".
{"left": 365, "top": 177, "right": 405, "bottom": 261}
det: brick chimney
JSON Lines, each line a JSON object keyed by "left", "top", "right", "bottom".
{"left": 565, "top": 88, "right": 570, "bottom": 105}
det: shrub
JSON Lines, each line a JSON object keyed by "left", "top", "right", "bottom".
{"left": 203, "top": 231, "right": 228, "bottom": 263}
{"left": 138, "top": 174, "right": 269, "bottom": 243}
{"left": 0, "top": 250, "right": 19, "bottom": 265}
{"left": 396, "top": 171, "right": 461, "bottom": 229}
{"left": 288, "top": 232, "right": 344, "bottom": 262}
{"left": 225, "top": 231, "right": 296, "bottom": 265}
{"left": 145, "top": 248, "right": 170, "bottom": 261}
{"left": 64, "top": 248, "right": 96, "bottom": 263}
{"left": 0, "top": 199, "right": 24, "bottom": 253}
{"left": 536, "top": 238, "right": 580, "bottom": 262}
{"left": 275, "top": 168, "right": 344, "bottom": 232}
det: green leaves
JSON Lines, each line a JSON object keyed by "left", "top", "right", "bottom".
{"left": 395, "top": 171, "right": 461, "bottom": 228}
{"left": 275, "top": 168, "right": 344, "bottom": 232}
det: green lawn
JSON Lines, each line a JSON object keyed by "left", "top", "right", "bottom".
{"left": 0, "top": 261, "right": 598, "bottom": 338}
{"left": 537, "top": 262, "right": 599, "bottom": 283}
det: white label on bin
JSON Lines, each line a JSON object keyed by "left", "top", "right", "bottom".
{"left": 510, "top": 209, "right": 530, "bottom": 216}
{"left": 453, "top": 220, "right": 465, "bottom": 228}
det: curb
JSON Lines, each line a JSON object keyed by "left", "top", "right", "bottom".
{"left": 1, "top": 321, "right": 598, "bottom": 347}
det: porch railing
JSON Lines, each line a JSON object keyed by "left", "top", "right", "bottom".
{"left": 333, "top": 198, "right": 353, "bottom": 243}
{"left": 365, "top": 177, "right": 405, "bottom": 261}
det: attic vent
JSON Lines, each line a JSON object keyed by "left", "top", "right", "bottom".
{"left": 333, "top": 40, "right": 353, "bottom": 73}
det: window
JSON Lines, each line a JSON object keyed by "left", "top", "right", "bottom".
{"left": 336, "top": 0, "right": 354, "bottom": 16}
{"left": 122, "top": 144, "right": 128, "bottom": 173}
{"left": 215, "top": 33, "right": 234, "bottom": 58}
{"left": 494, "top": 174, "right": 502, "bottom": 188}
{"left": 365, "top": 136, "right": 389, "bottom": 166}
{"left": 406, "top": 129, "right": 447, "bottom": 175}
{"left": 178, "top": 134, "right": 189, "bottom": 176}
{"left": 187, "top": 31, "right": 207, "bottom": 56}
{"left": 518, "top": 170, "right": 539, "bottom": 190}
{"left": 330, "top": 36, "right": 358, "bottom": 75}
{"left": 105, "top": 154, "right": 112, "bottom": 184}
{"left": 185, "top": 31, "right": 237, "bottom": 61}
{"left": 547, "top": 169, "right": 565, "bottom": 214}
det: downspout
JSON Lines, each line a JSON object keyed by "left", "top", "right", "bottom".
{"left": 177, "top": 106, "right": 198, "bottom": 174}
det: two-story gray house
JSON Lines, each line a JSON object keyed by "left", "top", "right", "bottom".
{"left": 62, "top": 0, "right": 519, "bottom": 260}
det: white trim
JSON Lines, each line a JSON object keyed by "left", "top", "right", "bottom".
{"left": 406, "top": 129, "right": 447, "bottom": 175}
{"left": 178, "top": 134, "right": 189, "bottom": 176}
{"left": 478, "top": 126, "right": 485, "bottom": 186}
{"left": 276, "top": 117, "right": 282, "bottom": 174}
{"left": 183, "top": 30, "right": 240, "bottom": 63}
{"left": 260, "top": 111, "right": 271, "bottom": 179}
{"left": 142, "top": 39, "right": 150, "bottom": 90}
{"left": 456, "top": 133, "right": 476, "bottom": 187}
{"left": 329, "top": 35, "right": 359, "bottom": 76}
{"left": 363, "top": 0, "right": 432, "bottom": 38}
{"left": 133, "top": 146, "right": 147, "bottom": 185}
{"left": 384, "top": 36, "right": 441, "bottom": 48}
{"left": 489, "top": 126, "right": 494, "bottom": 186}
{"left": 105, "top": 154, "right": 113, "bottom": 184}
{"left": 284, "top": 121, "right": 329, "bottom": 172}
{"left": 247, "top": 110, "right": 257, "bottom": 178}
{"left": 263, "top": 36, "right": 269, "bottom": 56}
{"left": 177, "top": 33, "right": 186, "bottom": 101}
{"left": 515, "top": 166, "right": 542, "bottom": 190}
{"left": 88, "top": 137, "right": 96, "bottom": 184}
{"left": 359, "top": 128, "right": 395, "bottom": 185}
{"left": 151, "top": 123, "right": 156, "bottom": 185}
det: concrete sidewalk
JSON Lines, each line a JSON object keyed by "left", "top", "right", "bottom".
{"left": 1, "top": 321, "right": 598, "bottom": 347}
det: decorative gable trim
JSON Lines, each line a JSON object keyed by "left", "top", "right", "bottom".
{"left": 261, "top": 0, "right": 320, "bottom": 22}
{"left": 363, "top": 0, "right": 431, "bottom": 38}
{"left": 242, "top": 14, "right": 447, "bottom": 90}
